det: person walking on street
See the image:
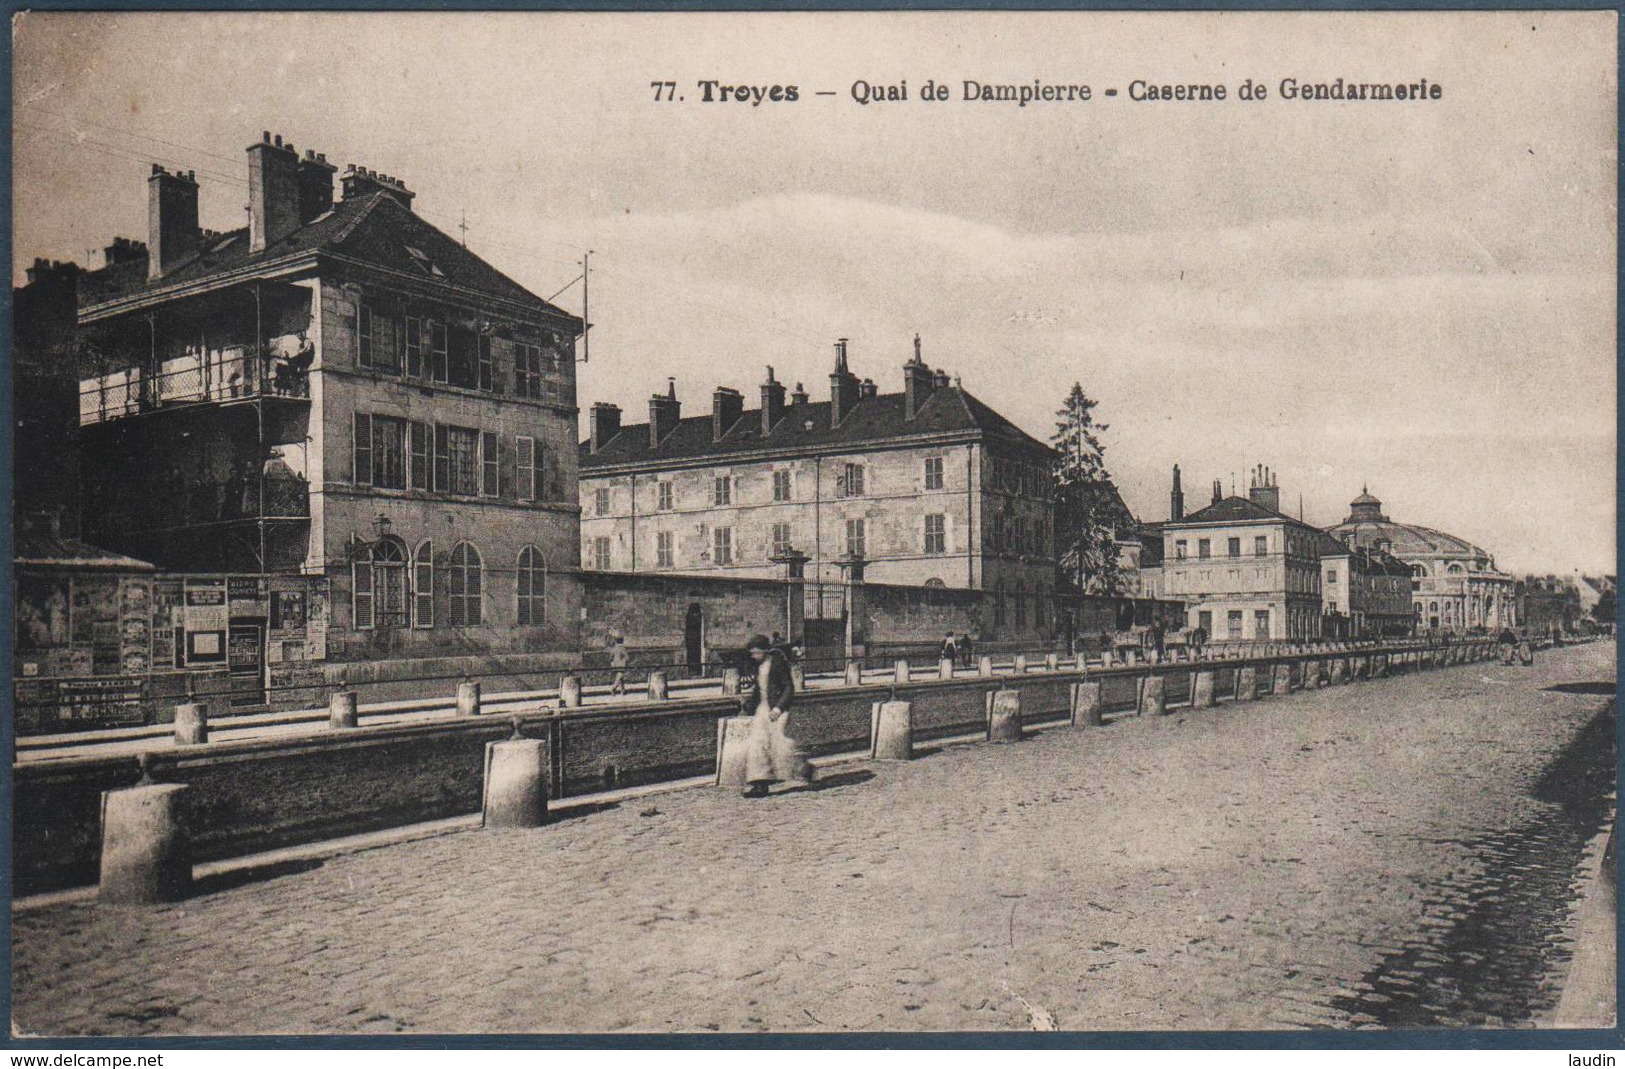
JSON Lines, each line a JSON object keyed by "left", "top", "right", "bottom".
{"left": 609, "top": 635, "right": 629, "bottom": 695}
{"left": 741, "top": 634, "right": 813, "bottom": 798}
{"left": 940, "top": 631, "right": 958, "bottom": 664}
{"left": 958, "top": 632, "right": 974, "bottom": 668}
{"left": 1497, "top": 626, "right": 1517, "bottom": 666}
{"left": 1517, "top": 628, "right": 1535, "bottom": 667}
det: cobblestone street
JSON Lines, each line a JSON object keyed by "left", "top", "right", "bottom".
{"left": 11, "top": 643, "right": 1615, "bottom": 1036}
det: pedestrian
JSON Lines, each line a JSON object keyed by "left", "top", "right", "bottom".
{"left": 1151, "top": 620, "right": 1166, "bottom": 663}
{"left": 741, "top": 634, "right": 813, "bottom": 798}
{"left": 1497, "top": 626, "right": 1517, "bottom": 666}
{"left": 959, "top": 632, "right": 973, "bottom": 668}
{"left": 609, "top": 635, "right": 628, "bottom": 695}
{"left": 940, "top": 631, "right": 958, "bottom": 663}
{"left": 1517, "top": 628, "right": 1535, "bottom": 667}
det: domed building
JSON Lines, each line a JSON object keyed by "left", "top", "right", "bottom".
{"left": 1327, "top": 488, "right": 1517, "bottom": 634}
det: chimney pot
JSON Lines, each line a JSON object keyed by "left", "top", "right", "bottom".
{"left": 248, "top": 134, "right": 301, "bottom": 251}
{"left": 148, "top": 164, "right": 201, "bottom": 280}
{"left": 649, "top": 380, "right": 682, "bottom": 448}
{"left": 760, "top": 366, "right": 787, "bottom": 436}
{"left": 712, "top": 386, "right": 744, "bottom": 442}
{"left": 830, "top": 338, "right": 861, "bottom": 427}
{"left": 589, "top": 402, "right": 622, "bottom": 454}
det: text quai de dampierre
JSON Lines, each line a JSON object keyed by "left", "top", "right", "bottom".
{"left": 653, "top": 78, "right": 1445, "bottom": 106}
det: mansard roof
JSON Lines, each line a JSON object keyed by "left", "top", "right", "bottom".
{"left": 579, "top": 384, "right": 1054, "bottom": 470}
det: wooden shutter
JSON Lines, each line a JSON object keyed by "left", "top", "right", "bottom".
{"left": 352, "top": 560, "right": 374, "bottom": 630}
{"left": 434, "top": 424, "right": 450, "bottom": 491}
{"left": 353, "top": 413, "right": 373, "bottom": 485}
{"left": 516, "top": 436, "right": 535, "bottom": 501}
{"left": 481, "top": 431, "right": 500, "bottom": 497}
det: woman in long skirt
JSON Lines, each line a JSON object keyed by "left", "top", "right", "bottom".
{"left": 741, "top": 634, "right": 813, "bottom": 798}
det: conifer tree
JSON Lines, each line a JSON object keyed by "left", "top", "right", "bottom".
{"left": 1052, "top": 383, "right": 1128, "bottom": 595}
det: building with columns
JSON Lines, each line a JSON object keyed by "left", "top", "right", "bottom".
{"left": 577, "top": 340, "right": 1058, "bottom": 644}
{"left": 1327, "top": 488, "right": 1517, "bottom": 633}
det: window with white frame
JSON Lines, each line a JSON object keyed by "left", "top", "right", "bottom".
{"left": 516, "top": 546, "right": 546, "bottom": 625}
{"left": 353, "top": 536, "right": 408, "bottom": 631}
{"left": 595, "top": 487, "right": 611, "bottom": 515}
{"left": 448, "top": 542, "right": 483, "bottom": 626}
{"left": 771, "top": 522, "right": 792, "bottom": 558}
{"left": 657, "top": 481, "right": 674, "bottom": 510}
{"left": 845, "top": 518, "right": 866, "bottom": 558}
{"left": 656, "top": 531, "right": 674, "bottom": 569}
{"left": 592, "top": 536, "right": 611, "bottom": 570}
{"left": 514, "top": 342, "right": 544, "bottom": 399}
{"left": 842, "top": 463, "right": 865, "bottom": 497}
{"left": 713, "top": 526, "right": 734, "bottom": 565}
{"left": 924, "top": 457, "right": 944, "bottom": 490}
{"left": 713, "top": 476, "right": 731, "bottom": 506}
{"left": 924, "top": 514, "right": 946, "bottom": 555}
{"left": 772, "top": 469, "right": 792, "bottom": 502}
{"left": 516, "top": 436, "right": 543, "bottom": 502}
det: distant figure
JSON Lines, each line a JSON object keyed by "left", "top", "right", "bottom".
{"left": 1150, "top": 621, "right": 1166, "bottom": 663}
{"left": 1189, "top": 625, "right": 1208, "bottom": 658}
{"left": 1517, "top": 629, "right": 1535, "bottom": 667}
{"left": 741, "top": 634, "right": 812, "bottom": 798}
{"left": 940, "top": 631, "right": 958, "bottom": 663}
{"left": 959, "top": 632, "right": 974, "bottom": 668}
{"left": 1497, "top": 627, "right": 1517, "bottom": 666}
{"left": 609, "top": 635, "right": 628, "bottom": 695}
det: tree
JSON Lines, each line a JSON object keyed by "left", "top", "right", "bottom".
{"left": 1052, "top": 383, "right": 1129, "bottom": 596}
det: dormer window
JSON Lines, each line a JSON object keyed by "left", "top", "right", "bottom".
{"left": 404, "top": 244, "right": 444, "bottom": 278}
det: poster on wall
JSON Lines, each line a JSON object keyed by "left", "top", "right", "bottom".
{"left": 182, "top": 578, "right": 228, "bottom": 665}
{"left": 118, "top": 577, "right": 152, "bottom": 676}
{"left": 151, "top": 578, "right": 183, "bottom": 670}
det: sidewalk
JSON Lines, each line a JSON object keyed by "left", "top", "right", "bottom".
{"left": 11, "top": 642, "right": 1615, "bottom": 1036}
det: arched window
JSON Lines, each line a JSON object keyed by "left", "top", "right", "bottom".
{"left": 1447, "top": 563, "right": 1464, "bottom": 575}
{"left": 517, "top": 546, "right": 547, "bottom": 625}
{"left": 412, "top": 540, "right": 434, "bottom": 628}
{"left": 1412, "top": 564, "right": 1427, "bottom": 577}
{"left": 923, "top": 577, "right": 946, "bottom": 589}
{"left": 449, "top": 542, "right": 484, "bottom": 627}
{"left": 354, "top": 535, "right": 407, "bottom": 631}
{"left": 1014, "top": 582, "right": 1027, "bottom": 629}
{"left": 1429, "top": 601, "right": 1439, "bottom": 614}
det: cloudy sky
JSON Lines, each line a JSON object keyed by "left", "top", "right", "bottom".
{"left": 13, "top": 11, "right": 1616, "bottom": 575}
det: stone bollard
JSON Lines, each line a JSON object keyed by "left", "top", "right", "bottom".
{"left": 987, "top": 688, "right": 1023, "bottom": 743}
{"left": 1236, "top": 665, "right": 1258, "bottom": 702}
{"left": 1140, "top": 674, "right": 1167, "bottom": 716}
{"left": 715, "top": 716, "right": 755, "bottom": 787}
{"left": 939, "top": 658, "right": 956, "bottom": 680}
{"left": 1124, "top": 649, "right": 1140, "bottom": 667}
{"left": 99, "top": 778, "right": 192, "bottom": 905}
{"left": 173, "top": 701, "right": 208, "bottom": 745}
{"left": 1071, "top": 681, "right": 1104, "bottom": 727}
{"left": 1351, "top": 656, "right": 1367, "bottom": 681}
{"left": 456, "top": 680, "right": 481, "bottom": 717}
{"left": 1075, "top": 652, "right": 1090, "bottom": 672}
{"left": 844, "top": 662, "right": 863, "bottom": 687}
{"left": 328, "top": 691, "right": 358, "bottom": 729}
{"left": 560, "top": 675, "right": 582, "bottom": 708}
{"left": 482, "top": 734, "right": 549, "bottom": 829}
{"left": 1191, "top": 670, "right": 1215, "bottom": 709}
{"left": 979, "top": 655, "right": 994, "bottom": 677}
{"left": 722, "top": 667, "right": 741, "bottom": 695}
{"left": 1329, "top": 659, "right": 1348, "bottom": 685}
{"left": 647, "top": 670, "right": 669, "bottom": 701}
{"left": 1046, "top": 653, "right": 1059, "bottom": 672}
{"left": 1305, "top": 662, "right": 1323, "bottom": 690}
{"left": 1373, "top": 654, "right": 1388, "bottom": 678}
{"left": 870, "top": 700, "right": 914, "bottom": 760}
{"left": 791, "top": 664, "right": 807, "bottom": 690}
{"left": 1014, "top": 654, "right": 1028, "bottom": 675}
{"left": 1101, "top": 650, "right": 1115, "bottom": 668}
{"left": 1272, "top": 664, "right": 1293, "bottom": 696}
{"left": 895, "top": 659, "right": 911, "bottom": 684}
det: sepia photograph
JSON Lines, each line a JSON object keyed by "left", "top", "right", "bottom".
{"left": 6, "top": 9, "right": 1618, "bottom": 1040}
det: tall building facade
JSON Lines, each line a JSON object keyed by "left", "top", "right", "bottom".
{"left": 71, "top": 131, "right": 585, "bottom": 665}
{"left": 1159, "top": 468, "right": 1326, "bottom": 641}
{"left": 1316, "top": 530, "right": 1414, "bottom": 638}
{"left": 577, "top": 341, "right": 1058, "bottom": 641}
{"left": 1327, "top": 489, "right": 1516, "bottom": 632}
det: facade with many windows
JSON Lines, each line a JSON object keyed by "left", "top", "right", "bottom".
{"left": 72, "top": 131, "right": 584, "bottom": 666}
{"left": 1160, "top": 471, "right": 1326, "bottom": 642}
{"left": 577, "top": 342, "right": 1057, "bottom": 641}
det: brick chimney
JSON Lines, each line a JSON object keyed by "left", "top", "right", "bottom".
{"left": 589, "top": 402, "right": 621, "bottom": 454}
{"left": 760, "top": 366, "right": 787, "bottom": 435}
{"left": 903, "top": 334, "right": 934, "bottom": 420}
{"left": 1170, "top": 464, "right": 1185, "bottom": 521}
{"left": 1248, "top": 464, "right": 1281, "bottom": 513}
{"left": 297, "top": 149, "right": 338, "bottom": 223}
{"left": 341, "top": 165, "right": 416, "bottom": 211}
{"left": 829, "top": 338, "right": 862, "bottom": 427}
{"left": 248, "top": 132, "right": 302, "bottom": 253}
{"left": 147, "top": 165, "right": 200, "bottom": 281}
{"left": 103, "top": 237, "right": 147, "bottom": 267}
{"left": 712, "top": 386, "right": 744, "bottom": 442}
{"left": 649, "top": 378, "right": 680, "bottom": 448}
{"left": 790, "top": 382, "right": 809, "bottom": 408}
{"left": 1212, "top": 479, "right": 1222, "bottom": 505}
{"left": 859, "top": 378, "right": 878, "bottom": 399}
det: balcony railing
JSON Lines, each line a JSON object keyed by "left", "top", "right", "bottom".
{"left": 95, "top": 476, "right": 310, "bottom": 534}
{"left": 80, "top": 348, "right": 309, "bottom": 425}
